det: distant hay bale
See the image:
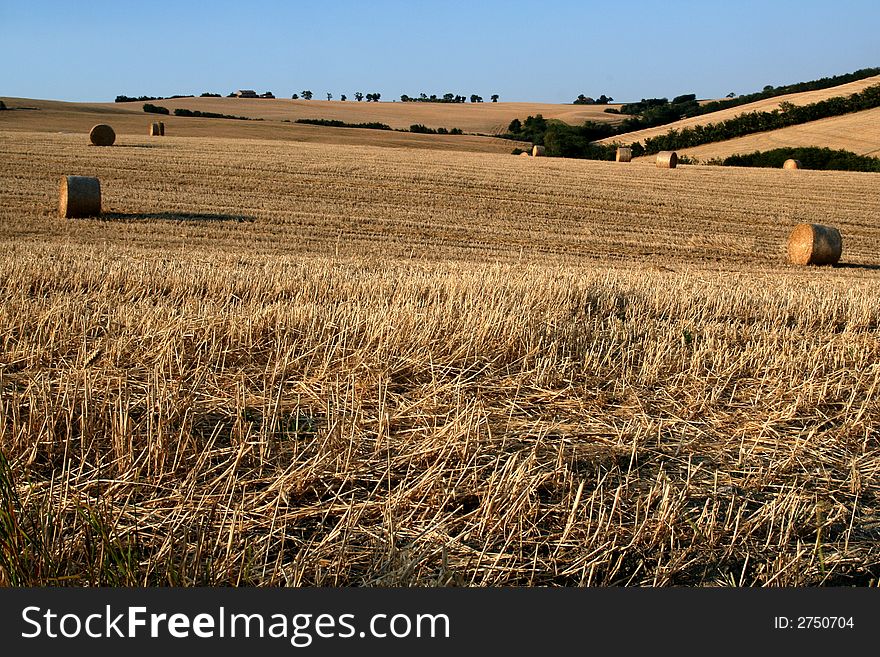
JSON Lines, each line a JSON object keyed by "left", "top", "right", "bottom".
{"left": 159, "top": 121, "right": 165, "bottom": 136}
{"left": 616, "top": 147, "right": 632, "bottom": 163}
{"left": 783, "top": 159, "right": 802, "bottom": 169}
{"left": 532, "top": 145, "right": 545, "bottom": 157}
{"left": 656, "top": 151, "right": 678, "bottom": 168}
{"left": 150, "top": 122, "right": 161, "bottom": 136}
{"left": 58, "top": 175, "right": 101, "bottom": 218}
{"left": 89, "top": 124, "right": 115, "bottom": 146}
{"left": 787, "top": 223, "right": 842, "bottom": 266}
{"left": 519, "top": 152, "right": 530, "bottom": 157}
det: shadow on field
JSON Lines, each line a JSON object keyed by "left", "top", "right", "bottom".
{"left": 101, "top": 212, "right": 256, "bottom": 223}
{"left": 833, "top": 262, "right": 880, "bottom": 271}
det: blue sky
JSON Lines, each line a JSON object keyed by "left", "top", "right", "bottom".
{"left": 1, "top": 0, "right": 878, "bottom": 103}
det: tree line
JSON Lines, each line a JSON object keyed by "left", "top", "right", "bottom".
{"left": 504, "top": 115, "right": 643, "bottom": 160}
{"left": 398, "top": 93, "right": 499, "bottom": 103}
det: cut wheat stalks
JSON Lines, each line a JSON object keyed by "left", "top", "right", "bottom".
{"left": 656, "top": 151, "right": 678, "bottom": 168}
{"left": 58, "top": 175, "right": 101, "bottom": 218}
{"left": 89, "top": 124, "right": 116, "bottom": 147}
{"left": 787, "top": 223, "right": 842, "bottom": 265}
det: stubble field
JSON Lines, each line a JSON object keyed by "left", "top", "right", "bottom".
{"left": 1, "top": 128, "right": 879, "bottom": 585}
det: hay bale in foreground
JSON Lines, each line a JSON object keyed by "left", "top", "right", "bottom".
{"left": 616, "top": 147, "right": 632, "bottom": 163}
{"left": 89, "top": 124, "right": 115, "bottom": 146}
{"left": 656, "top": 151, "right": 677, "bottom": 168}
{"left": 532, "top": 145, "right": 546, "bottom": 157}
{"left": 59, "top": 176, "right": 101, "bottom": 218}
{"left": 783, "top": 159, "right": 802, "bottom": 170}
{"left": 787, "top": 223, "right": 842, "bottom": 265}
{"left": 150, "top": 122, "right": 161, "bottom": 136}
{"left": 159, "top": 121, "right": 165, "bottom": 136}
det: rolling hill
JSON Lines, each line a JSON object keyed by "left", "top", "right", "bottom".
{"left": 0, "top": 97, "right": 531, "bottom": 154}
{"left": 597, "top": 74, "right": 880, "bottom": 148}
{"left": 7, "top": 95, "right": 625, "bottom": 136}
{"left": 671, "top": 106, "right": 880, "bottom": 162}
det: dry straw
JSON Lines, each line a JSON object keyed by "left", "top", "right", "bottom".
{"left": 89, "top": 124, "right": 116, "bottom": 146}
{"left": 58, "top": 175, "right": 101, "bottom": 218}
{"left": 787, "top": 223, "right": 842, "bottom": 265}
{"left": 656, "top": 151, "right": 678, "bottom": 168}
{"left": 150, "top": 123, "right": 161, "bottom": 136}
{"left": 519, "top": 152, "right": 530, "bottom": 157}
{"left": 783, "top": 159, "right": 802, "bottom": 170}
{"left": 532, "top": 145, "right": 546, "bottom": 157}
{"left": 616, "top": 147, "right": 632, "bottom": 163}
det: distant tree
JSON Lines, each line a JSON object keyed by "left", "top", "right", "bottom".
{"left": 491, "top": 94, "right": 499, "bottom": 102}
{"left": 355, "top": 91, "right": 364, "bottom": 101}
{"left": 340, "top": 94, "right": 347, "bottom": 101}
{"left": 400, "top": 94, "right": 410, "bottom": 102}
{"left": 302, "top": 90, "right": 313, "bottom": 100}
{"left": 291, "top": 93, "right": 299, "bottom": 99}
{"left": 508, "top": 118, "right": 522, "bottom": 134}
{"left": 365, "top": 93, "right": 374, "bottom": 102}
{"left": 455, "top": 95, "right": 466, "bottom": 103}
{"left": 596, "top": 94, "right": 613, "bottom": 104}
{"left": 726, "top": 92, "right": 737, "bottom": 98}
{"left": 763, "top": 85, "right": 774, "bottom": 92}
{"left": 574, "top": 94, "right": 593, "bottom": 104}
{"left": 429, "top": 94, "right": 438, "bottom": 101}
{"left": 420, "top": 93, "right": 428, "bottom": 101}
{"left": 327, "top": 92, "right": 333, "bottom": 101}
{"left": 372, "top": 92, "right": 381, "bottom": 102}
{"left": 470, "top": 94, "right": 483, "bottom": 103}
{"left": 443, "top": 93, "right": 455, "bottom": 102}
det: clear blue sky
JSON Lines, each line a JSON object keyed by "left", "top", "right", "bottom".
{"left": 2, "top": 0, "right": 878, "bottom": 103}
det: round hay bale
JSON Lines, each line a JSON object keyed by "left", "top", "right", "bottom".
{"left": 89, "top": 124, "right": 115, "bottom": 146}
{"left": 519, "top": 152, "right": 530, "bottom": 157}
{"left": 656, "top": 151, "right": 678, "bottom": 168}
{"left": 532, "top": 145, "right": 546, "bottom": 157}
{"left": 158, "top": 121, "right": 165, "bottom": 136}
{"left": 783, "top": 159, "right": 802, "bottom": 170}
{"left": 616, "top": 147, "right": 632, "bottom": 163}
{"left": 59, "top": 175, "right": 101, "bottom": 218}
{"left": 787, "top": 223, "right": 842, "bottom": 266}
{"left": 150, "top": 122, "right": 161, "bottom": 136}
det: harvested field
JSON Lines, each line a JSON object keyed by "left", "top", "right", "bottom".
{"left": 1, "top": 128, "right": 880, "bottom": 586}
{"left": 0, "top": 98, "right": 529, "bottom": 155}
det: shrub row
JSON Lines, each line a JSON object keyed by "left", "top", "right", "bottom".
{"left": 720, "top": 147, "right": 880, "bottom": 172}
{"left": 295, "top": 118, "right": 392, "bottom": 130}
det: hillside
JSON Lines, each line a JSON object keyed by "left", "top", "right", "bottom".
{"left": 0, "top": 97, "right": 529, "bottom": 154}
{"left": 597, "top": 74, "right": 880, "bottom": 147}
{"left": 106, "top": 96, "right": 625, "bottom": 135}
{"left": 671, "top": 107, "right": 880, "bottom": 162}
